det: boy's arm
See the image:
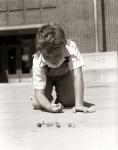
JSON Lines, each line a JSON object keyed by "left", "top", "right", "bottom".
{"left": 72, "top": 67, "right": 95, "bottom": 112}
{"left": 73, "top": 67, "right": 84, "bottom": 107}
{"left": 35, "top": 89, "right": 63, "bottom": 113}
{"left": 32, "top": 56, "right": 63, "bottom": 113}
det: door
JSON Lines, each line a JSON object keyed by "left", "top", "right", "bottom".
{"left": 0, "top": 45, "right": 8, "bottom": 82}
{"left": 20, "top": 44, "right": 32, "bottom": 79}
{"left": 6, "top": 45, "right": 21, "bottom": 82}
{"left": 7, "top": 47, "right": 17, "bottom": 75}
{"left": 0, "top": 35, "right": 34, "bottom": 83}
{"left": 6, "top": 44, "right": 32, "bottom": 82}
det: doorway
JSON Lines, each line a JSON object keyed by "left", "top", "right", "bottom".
{"left": 0, "top": 35, "right": 34, "bottom": 82}
{"left": 7, "top": 44, "right": 33, "bottom": 82}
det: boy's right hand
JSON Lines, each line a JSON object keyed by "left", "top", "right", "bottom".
{"left": 50, "top": 103, "right": 64, "bottom": 113}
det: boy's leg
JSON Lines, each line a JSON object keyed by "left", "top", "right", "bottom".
{"left": 55, "top": 71, "right": 75, "bottom": 107}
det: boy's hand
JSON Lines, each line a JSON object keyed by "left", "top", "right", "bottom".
{"left": 50, "top": 103, "right": 64, "bottom": 113}
{"left": 72, "top": 106, "right": 96, "bottom": 113}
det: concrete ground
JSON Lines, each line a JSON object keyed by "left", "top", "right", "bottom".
{"left": 0, "top": 82, "right": 118, "bottom": 150}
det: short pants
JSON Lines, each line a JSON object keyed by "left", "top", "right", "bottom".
{"left": 45, "top": 70, "right": 75, "bottom": 107}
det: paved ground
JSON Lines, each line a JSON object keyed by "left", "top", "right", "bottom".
{"left": 0, "top": 82, "right": 118, "bottom": 150}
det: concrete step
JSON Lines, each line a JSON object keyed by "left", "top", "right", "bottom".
{"left": 83, "top": 68, "right": 118, "bottom": 87}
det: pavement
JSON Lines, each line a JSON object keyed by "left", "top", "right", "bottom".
{"left": 0, "top": 82, "right": 118, "bottom": 150}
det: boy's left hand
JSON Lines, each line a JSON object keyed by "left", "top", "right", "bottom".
{"left": 72, "top": 106, "right": 96, "bottom": 113}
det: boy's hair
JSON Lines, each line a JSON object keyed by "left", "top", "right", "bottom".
{"left": 36, "top": 23, "right": 66, "bottom": 54}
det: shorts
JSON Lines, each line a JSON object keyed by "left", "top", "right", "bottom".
{"left": 45, "top": 71, "right": 75, "bottom": 107}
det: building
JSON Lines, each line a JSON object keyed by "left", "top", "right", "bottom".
{"left": 0, "top": 0, "right": 117, "bottom": 83}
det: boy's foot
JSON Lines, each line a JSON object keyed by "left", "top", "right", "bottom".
{"left": 72, "top": 106, "right": 96, "bottom": 113}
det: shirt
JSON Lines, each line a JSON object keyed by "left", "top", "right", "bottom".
{"left": 32, "top": 40, "right": 85, "bottom": 89}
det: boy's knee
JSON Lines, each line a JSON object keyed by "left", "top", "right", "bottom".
{"left": 57, "top": 97, "right": 75, "bottom": 107}
{"left": 63, "top": 100, "right": 75, "bottom": 107}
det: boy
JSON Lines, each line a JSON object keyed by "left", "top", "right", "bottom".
{"left": 31, "top": 23, "right": 95, "bottom": 113}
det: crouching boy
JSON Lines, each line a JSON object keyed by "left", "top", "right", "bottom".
{"left": 31, "top": 23, "right": 95, "bottom": 113}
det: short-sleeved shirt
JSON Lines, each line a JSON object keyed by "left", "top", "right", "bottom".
{"left": 32, "top": 40, "right": 85, "bottom": 89}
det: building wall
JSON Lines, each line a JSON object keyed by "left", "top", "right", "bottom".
{"left": 0, "top": 0, "right": 118, "bottom": 53}
{"left": 104, "top": 0, "right": 118, "bottom": 52}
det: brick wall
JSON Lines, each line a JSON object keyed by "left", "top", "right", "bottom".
{"left": 0, "top": 0, "right": 118, "bottom": 53}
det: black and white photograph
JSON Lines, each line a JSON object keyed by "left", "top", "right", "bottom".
{"left": 0, "top": 0, "right": 118, "bottom": 150}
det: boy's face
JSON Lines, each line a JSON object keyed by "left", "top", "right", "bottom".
{"left": 42, "top": 45, "right": 65, "bottom": 67}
